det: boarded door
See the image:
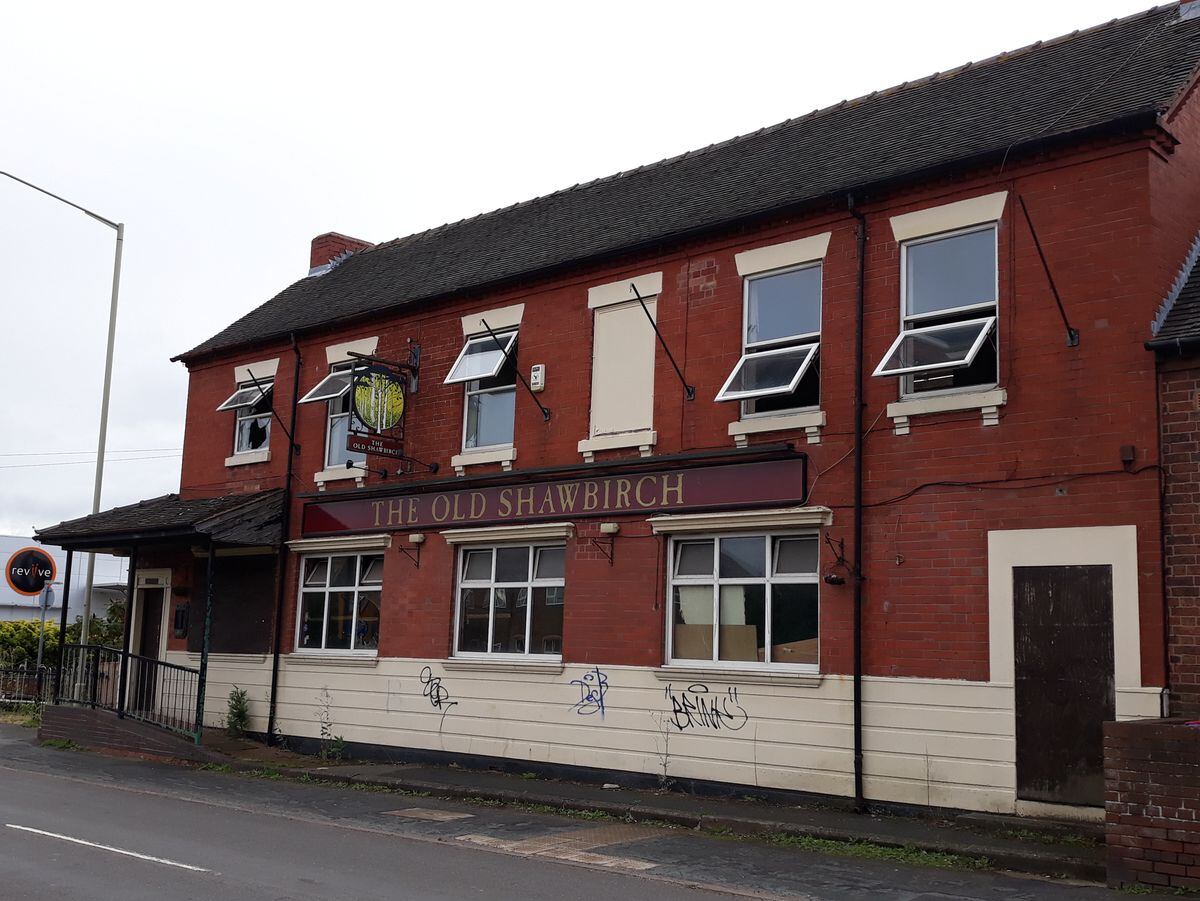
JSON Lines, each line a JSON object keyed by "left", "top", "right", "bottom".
{"left": 133, "top": 587, "right": 165, "bottom": 712}
{"left": 1013, "top": 565, "right": 1114, "bottom": 806}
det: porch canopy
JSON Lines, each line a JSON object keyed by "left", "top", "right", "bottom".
{"left": 36, "top": 490, "right": 285, "bottom": 554}
{"left": 34, "top": 490, "right": 284, "bottom": 741}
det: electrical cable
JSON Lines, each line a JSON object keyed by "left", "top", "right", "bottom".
{"left": 0, "top": 453, "right": 181, "bottom": 470}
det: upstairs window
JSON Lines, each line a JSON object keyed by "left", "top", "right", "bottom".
{"left": 875, "top": 224, "right": 998, "bottom": 395}
{"left": 446, "top": 330, "right": 517, "bottom": 451}
{"left": 299, "top": 362, "right": 366, "bottom": 469}
{"left": 217, "top": 381, "right": 273, "bottom": 456}
{"left": 716, "top": 263, "right": 821, "bottom": 413}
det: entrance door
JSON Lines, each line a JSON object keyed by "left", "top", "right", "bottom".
{"left": 1013, "top": 565, "right": 1114, "bottom": 806}
{"left": 132, "top": 587, "right": 165, "bottom": 712}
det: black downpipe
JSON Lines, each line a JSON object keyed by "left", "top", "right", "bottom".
{"left": 848, "top": 196, "right": 867, "bottom": 812}
{"left": 267, "top": 335, "right": 302, "bottom": 745}
{"left": 54, "top": 549, "right": 74, "bottom": 702}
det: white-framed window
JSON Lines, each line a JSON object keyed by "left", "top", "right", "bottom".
{"left": 716, "top": 263, "right": 821, "bottom": 414}
{"left": 299, "top": 361, "right": 366, "bottom": 469}
{"left": 875, "top": 223, "right": 999, "bottom": 396}
{"left": 216, "top": 381, "right": 273, "bottom": 455}
{"left": 296, "top": 553, "right": 383, "bottom": 653}
{"left": 454, "top": 543, "right": 565, "bottom": 658}
{"left": 667, "top": 533, "right": 819, "bottom": 669}
{"left": 448, "top": 330, "right": 517, "bottom": 451}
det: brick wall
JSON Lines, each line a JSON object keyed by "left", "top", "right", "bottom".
{"left": 176, "top": 124, "right": 1197, "bottom": 683}
{"left": 1105, "top": 718, "right": 1200, "bottom": 890}
{"left": 39, "top": 706, "right": 214, "bottom": 763}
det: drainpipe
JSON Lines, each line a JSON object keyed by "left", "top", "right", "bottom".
{"left": 267, "top": 334, "right": 302, "bottom": 744}
{"left": 848, "top": 196, "right": 867, "bottom": 812}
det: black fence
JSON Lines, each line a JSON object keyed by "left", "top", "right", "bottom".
{"left": 0, "top": 665, "right": 53, "bottom": 706}
{"left": 56, "top": 644, "right": 202, "bottom": 741}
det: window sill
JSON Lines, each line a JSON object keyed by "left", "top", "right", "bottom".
{"left": 886, "top": 388, "right": 1006, "bottom": 435}
{"left": 287, "top": 652, "right": 380, "bottom": 667}
{"left": 314, "top": 466, "right": 365, "bottom": 491}
{"left": 648, "top": 505, "right": 832, "bottom": 534}
{"left": 184, "top": 652, "right": 269, "bottom": 665}
{"left": 653, "top": 665, "right": 822, "bottom": 688}
{"left": 225, "top": 449, "right": 270, "bottom": 467}
{"left": 729, "top": 410, "right": 825, "bottom": 447}
{"left": 443, "top": 657, "right": 564, "bottom": 675}
{"left": 578, "top": 430, "right": 656, "bottom": 463}
{"left": 450, "top": 445, "right": 516, "bottom": 477}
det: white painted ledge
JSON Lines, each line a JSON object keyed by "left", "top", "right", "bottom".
{"left": 588, "top": 272, "right": 662, "bottom": 309}
{"left": 450, "top": 445, "right": 516, "bottom": 477}
{"left": 734, "top": 232, "right": 831, "bottom": 276}
{"left": 728, "top": 410, "right": 825, "bottom": 447}
{"left": 314, "top": 465, "right": 365, "bottom": 491}
{"left": 578, "top": 430, "right": 656, "bottom": 462}
{"left": 889, "top": 191, "right": 1009, "bottom": 242}
{"left": 442, "top": 658, "right": 565, "bottom": 675}
{"left": 287, "top": 533, "right": 392, "bottom": 554}
{"left": 461, "top": 303, "right": 524, "bottom": 336}
{"left": 653, "top": 666, "right": 822, "bottom": 688}
{"left": 185, "top": 652, "right": 269, "bottom": 665}
{"left": 887, "top": 388, "right": 1006, "bottom": 435}
{"left": 441, "top": 522, "right": 574, "bottom": 544}
{"left": 234, "top": 357, "right": 280, "bottom": 384}
{"left": 225, "top": 449, "right": 270, "bottom": 467}
{"left": 649, "top": 505, "right": 833, "bottom": 534}
{"left": 325, "top": 336, "right": 378, "bottom": 364}
{"left": 286, "top": 653, "right": 380, "bottom": 668}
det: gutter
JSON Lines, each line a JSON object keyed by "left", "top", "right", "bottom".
{"left": 1146, "top": 334, "right": 1200, "bottom": 354}
{"left": 267, "top": 334, "right": 302, "bottom": 745}
{"left": 848, "top": 196, "right": 867, "bottom": 812}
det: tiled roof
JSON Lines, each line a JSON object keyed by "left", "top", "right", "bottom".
{"left": 35, "top": 491, "right": 285, "bottom": 548}
{"left": 179, "top": 3, "right": 1200, "bottom": 362}
{"left": 1150, "top": 231, "right": 1200, "bottom": 348}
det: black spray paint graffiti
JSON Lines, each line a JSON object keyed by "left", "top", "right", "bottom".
{"left": 664, "top": 683, "right": 748, "bottom": 732}
{"left": 419, "top": 665, "right": 458, "bottom": 727}
{"left": 569, "top": 667, "right": 609, "bottom": 718}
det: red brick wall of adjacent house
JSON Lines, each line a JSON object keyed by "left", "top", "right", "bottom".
{"left": 1160, "top": 360, "right": 1200, "bottom": 717}
{"left": 177, "top": 128, "right": 1189, "bottom": 685}
{"left": 1105, "top": 718, "right": 1200, "bottom": 890}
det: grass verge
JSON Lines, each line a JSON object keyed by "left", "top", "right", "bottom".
{"left": 764, "top": 832, "right": 989, "bottom": 871}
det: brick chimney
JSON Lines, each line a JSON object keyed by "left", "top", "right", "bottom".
{"left": 309, "top": 232, "right": 374, "bottom": 275}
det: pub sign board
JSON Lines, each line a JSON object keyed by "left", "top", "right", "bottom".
{"left": 348, "top": 366, "right": 408, "bottom": 460}
{"left": 303, "top": 458, "right": 807, "bottom": 535}
{"left": 5, "top": 547, "right": 57, "bottom": 597}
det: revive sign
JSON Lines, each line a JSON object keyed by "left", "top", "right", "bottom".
{"left": 5, "top": 547, "right": 57, "bottom": 597}
{"left": 302, "top": 457, "right": 807, "bottom": 535}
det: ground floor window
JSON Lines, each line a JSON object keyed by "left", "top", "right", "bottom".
{"left": 668, "top": 533, "right": 818, "bottom": 668}
{"left": 297, "top": 553, "right": 383, "bottom": 652}
{"left": 455, "top": 544, "right": 565, "bottom": 657}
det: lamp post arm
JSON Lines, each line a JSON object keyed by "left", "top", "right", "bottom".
{"left": 0, "top": 171, "right": 119, "bottom": 231}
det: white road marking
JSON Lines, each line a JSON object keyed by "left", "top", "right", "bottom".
{"left": 6, "top": 823, "right": 211, "bottom": 872}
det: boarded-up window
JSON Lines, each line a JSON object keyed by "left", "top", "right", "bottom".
{"left": 188, "top": 554, "right": 277, "bottom": 654}
{"left": 589, "top": 298, "right": 656, "bottom": 437}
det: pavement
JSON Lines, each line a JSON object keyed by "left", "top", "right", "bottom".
{"left": 0, "top": 722, "right": 1152, "bottom": 900}
{"left": 201, "top": 732, "right": 1106, "bottom": 883}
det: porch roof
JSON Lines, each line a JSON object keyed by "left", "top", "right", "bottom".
{"left": 35, "top": 490, "right": 285, "bottom": 552}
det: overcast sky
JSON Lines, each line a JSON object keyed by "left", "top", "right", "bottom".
{"left": 0, "top": 0, "right": 1154, "bottom": 534}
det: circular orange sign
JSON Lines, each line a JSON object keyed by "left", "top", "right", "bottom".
{"left": 5, "top": 547, "right": 57, "bottom": 597}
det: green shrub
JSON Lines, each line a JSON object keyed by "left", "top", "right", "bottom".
{"left": 226, "top": 686, "right": 250, "bottom": 738}
{"left": 0, "top": 601, "right": 127, "bottom": 668}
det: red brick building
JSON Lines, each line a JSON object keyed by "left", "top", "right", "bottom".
{"left": 38, "top": 3, "right": 1200, "bottom": 818}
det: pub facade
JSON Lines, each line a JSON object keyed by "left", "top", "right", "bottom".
{"left": 38, "top": 4, "right": 1200, "bottom": 817}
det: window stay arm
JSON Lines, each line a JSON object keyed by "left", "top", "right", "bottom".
{"left": 1018, "top": 195, "right": 1080, "bottom": 348}
{"left": 479, "top": 318, "right": 551, "bottom": 422}
{"left": 242, "top": 369, "right": 300, "bottom": 453}
{"left": 630, "top": 284, "right": 695, "bottom": 401}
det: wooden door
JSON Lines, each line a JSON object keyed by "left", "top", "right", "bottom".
{"left": 133, "top": 587, "right": 164, "bottom": 712}
{"left": 1013, "top": 565, "right": 1114, "bottom": 806}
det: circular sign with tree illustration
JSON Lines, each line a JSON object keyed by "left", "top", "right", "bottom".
{"left": 5, "top": 547, "right": 57, "bottom": 597}
{"left": 351, "top": 368, "right": 406, "bottom": 433}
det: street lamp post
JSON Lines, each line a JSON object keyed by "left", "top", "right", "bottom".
{"left": 0, "top": 171, "right": 124, "bottom": 645}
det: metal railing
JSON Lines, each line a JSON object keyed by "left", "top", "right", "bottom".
{"left": 0, "top": 665, "right": 54, "bottom": 706}
{"left": 55, "top": 644, "right": 202, "bottom": 741}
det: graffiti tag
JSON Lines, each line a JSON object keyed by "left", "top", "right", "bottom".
{"left": 419, "top": 665, "right": 458, "bottom": 727}
{"left": 570, "top": 667, "right": 609, "bottom": 718}
{"left": 664, "top": 683, "right": 748, "bottom": 732}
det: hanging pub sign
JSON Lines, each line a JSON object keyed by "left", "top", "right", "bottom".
{"left": 347, "top": 365, "right": 408, "bottom": 460}
{"left": 303, "top": 457, "right": 808, "bottom": 535}
{"left": 5, "top": 546, "right": 57, "bottom": 597}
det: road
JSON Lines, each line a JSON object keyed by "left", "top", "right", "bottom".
{"left": 0, "top": 724, "right": 1132, "bottom": 900}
